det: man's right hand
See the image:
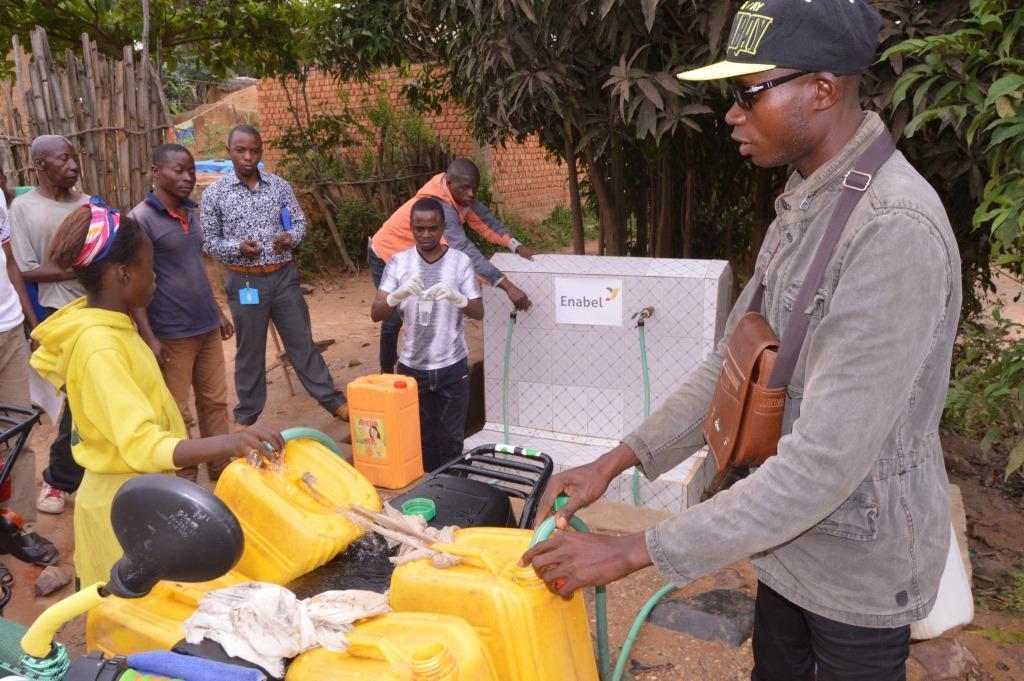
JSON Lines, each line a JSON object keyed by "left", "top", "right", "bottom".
{"left": 499, "top": 279, "right": 531, "bottom": 311}
{"left": 534, "top": 443, "right": 641, "bottom": 529}
{"left": 386, "top": 276, "right": 425, "bottom": 306}
{"left": 534, "top": 461, "right": 613, "bottom": 531}
{"left": 239, "top": 240, "right": 263, "bottom": 259}
{"left": 147, "top": 338, "right": 169, "bottom": 369}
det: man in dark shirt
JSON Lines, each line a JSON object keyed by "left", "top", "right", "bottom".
{"left": 200, "top": 125, "right": 348, "bottom": 426}
{"left": 130, "top": 144, "right": 235, "bottom": 481}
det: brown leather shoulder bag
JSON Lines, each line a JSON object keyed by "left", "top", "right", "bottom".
{"left": 704, "top": 132, "right": 896, "bottom": 473}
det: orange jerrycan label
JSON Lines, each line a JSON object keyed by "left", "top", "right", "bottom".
{"left": 86, "top": 570, "right": 250, "bottom": 658}
{"left": 347, "top": 374, "right": 424, "bottom": 489}
{"left": 215, "top": 436, "right": 381, "bottom": 584}
{"left": 286, "top": 612, "right": 498, "bottom": 680}
{"left": 389, "top": 528, "right": 599, "bottom": 681}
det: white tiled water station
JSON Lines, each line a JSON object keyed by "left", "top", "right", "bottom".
{"left": 464, "top": 254, "right": 732, "bottom": 512}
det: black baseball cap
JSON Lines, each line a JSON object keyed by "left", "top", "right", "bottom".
{"left": 677, "top": 0, "right": 881, "bottom": 81}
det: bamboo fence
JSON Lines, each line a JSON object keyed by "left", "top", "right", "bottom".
{"left": 0, "top": 27, "right": 172, "bottom": 211}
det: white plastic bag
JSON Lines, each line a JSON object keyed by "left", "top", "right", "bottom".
{"left": 910, "top": 524, "right": 973, "bottom": 640}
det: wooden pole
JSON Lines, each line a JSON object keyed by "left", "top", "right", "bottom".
{"left": 2, "top": 30, "right": 170, "bottom": 205}
{"left": 308, "top": 189, "right": 358, "bottom": 273}
{"left": 268, "top": 324, "right": 296, "bottom": 396}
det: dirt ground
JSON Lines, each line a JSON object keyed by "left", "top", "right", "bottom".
{"left": 3, "top": 268, "right": 1023, "bottom": 680}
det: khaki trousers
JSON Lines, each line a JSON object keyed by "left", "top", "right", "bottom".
{"left": 160, "top": 328, "right": 231, "bottom": 481}
{"left": 0, "top": 326, "right": 36, "bottom": 522}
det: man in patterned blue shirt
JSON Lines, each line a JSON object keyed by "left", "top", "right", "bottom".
{"left": 200, "top": 125, "right": 348, "bottom": 427}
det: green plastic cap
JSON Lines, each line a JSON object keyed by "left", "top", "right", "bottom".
{"left": 401, "top": 497, "right": 436, "bottom": 522}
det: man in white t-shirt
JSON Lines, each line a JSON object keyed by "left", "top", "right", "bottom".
{"left": 0, "top": 168, "right": 41, "bottom": 526}
{"left": 370, "top": 197, "right": 483, "bottom": 472}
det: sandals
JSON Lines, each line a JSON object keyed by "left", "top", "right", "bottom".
{"left": 0, "top": 560, "right": 12, "bottom": 615}
{"left": 0, "top": 510, "right": 60, "bottom": 567}
{"left": 4, "top": 531, "right": 60, "bottom": 567}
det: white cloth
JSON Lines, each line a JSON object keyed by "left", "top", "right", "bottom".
{"left": 183, "top": 582, "right": 390, "bottom": 677}
{"left": 27, "top": 345, "right": 64, "bottom": 424}
{"left": 0, "top": 194, "right": 24, "bottom": 333}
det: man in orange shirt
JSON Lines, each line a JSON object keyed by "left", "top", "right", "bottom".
{"left": 369, "top": 158, "right": 535, "bottom": 373}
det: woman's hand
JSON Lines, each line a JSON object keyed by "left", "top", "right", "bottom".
{"left": 231, "top": 423, "right": 285, "bottom": 461}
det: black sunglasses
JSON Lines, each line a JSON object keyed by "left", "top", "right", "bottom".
{"left": 730, "top": 71, "right": 812, "bottom": 110}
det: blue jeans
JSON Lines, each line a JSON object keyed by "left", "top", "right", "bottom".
{"left": 368, "top": 248, "right": 402, "bottom": 374}
{"left": 397, "top": 358, "right": 470, "bottom": 473}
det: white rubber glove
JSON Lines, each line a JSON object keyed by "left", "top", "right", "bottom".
{"left": 386, "top": 276, "right": 424, "bottom": 306}
{"left": 423, "top": 282, "right": 469, "bottom": 308}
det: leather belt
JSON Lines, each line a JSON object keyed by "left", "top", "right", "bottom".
{"left": 224, "top": 261, "right": 291, "bottom": 275}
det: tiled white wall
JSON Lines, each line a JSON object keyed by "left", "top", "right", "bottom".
{"left": 483, "top": 254, "right": 732, "bottom": 441}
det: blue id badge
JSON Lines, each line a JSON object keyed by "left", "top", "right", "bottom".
{"left": 239, "top": 287, "right": 260, "bottom": 305}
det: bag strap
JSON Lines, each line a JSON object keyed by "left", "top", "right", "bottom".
{"left": 751, "top": 131, "right": 896, "bottom": 390}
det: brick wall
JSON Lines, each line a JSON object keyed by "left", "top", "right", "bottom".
{"left": 257, "top": 68, "right": 569, "bottom": 223}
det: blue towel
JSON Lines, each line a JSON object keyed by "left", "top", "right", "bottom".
{"left": 194, "top": 159, "right": 265, "bottom": 174}
{"left": 127, "top": 651, "right": 267, "bottom": 681}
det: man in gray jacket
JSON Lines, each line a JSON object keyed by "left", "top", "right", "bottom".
{"left": 521, "top": 2, "right": 962, "bottom": 678}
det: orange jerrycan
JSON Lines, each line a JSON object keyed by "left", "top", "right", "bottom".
{"left": 389, "top": 528, "right": 599, "bottom": 681}
{"left": 214, "top": 435, "right": 381, "bottom": 584}
{"left": 346, "top": 374, "right": 424, "bottom": 489}
{"left": 86, "top": 570, "right": 250, "bottom": 657}
{"left": 286, "top": 612, "right": 498, "bottom": 680}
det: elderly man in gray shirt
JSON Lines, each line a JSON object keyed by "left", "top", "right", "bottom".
{"left": 9, "top": 135, "right": 88, "bottom": 515}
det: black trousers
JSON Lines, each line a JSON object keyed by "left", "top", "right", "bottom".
{"left": 368, "top": 248, "right": 402, "bottom": 375}
{"left": 752, "top": 583, "right": 910, "bottom": 681}
{"left": 41, "top": 307, "right": 85, "bottom": 493}
{"left": 397, "top": 358, "right": 470, "bottom": 473}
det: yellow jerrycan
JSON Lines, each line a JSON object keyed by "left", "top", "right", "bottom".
{"left": 86, "top": 570, "right": 250, "bottom": 657}
{"left": 389, "top": 528, "right": 599, "bottom": 681}
{"left": 286, "top": 612, "right": 498, "bottom": 680}
{"left": 214, "top": 434, "right": 382, "bottom": 584}
{"left": 346, "top": 374, "right": 424, "bottom": 489}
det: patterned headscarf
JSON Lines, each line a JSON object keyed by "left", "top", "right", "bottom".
{"left": 74, "top": 196, "right": 120, "bottom": 267}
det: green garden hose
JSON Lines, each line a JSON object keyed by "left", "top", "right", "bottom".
{"left": 610, "top": 584, "right": 676, "bottom": 681}
{"left": 502, "top": 311, "right": 517, "bottom": 444}
{"left": 632, "top": 309, "right": 654, "bottom": 506}
{"left": 531, "top": 494, "right": 675, "bottom": 681}
{"left": 281, "top": 426, "right": 342, "bottom": 455}
{"left": 530, "top": 510, "right": 610, "bottom": 680}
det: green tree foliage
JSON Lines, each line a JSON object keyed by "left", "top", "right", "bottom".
{"left": 881, "top": 0, "right": 1023, "bottom": 284}
{"left": 0, "top": 0, "right": 307, "bottom": 77}
{"left": 944, "top": 311, "right": 1024, "bottom": 479}
{"left": 881, "top": 0, "right": 1024, "bottom": 479}
{"left": 273, "top": 90, "right": 451, "bottom": 273}
{"left": 403, "top": 0, "right": 746, "bottom": 260}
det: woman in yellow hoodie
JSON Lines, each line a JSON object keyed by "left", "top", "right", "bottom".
{"left": 30, "top": 199, "right": 283, "bottom": 586}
